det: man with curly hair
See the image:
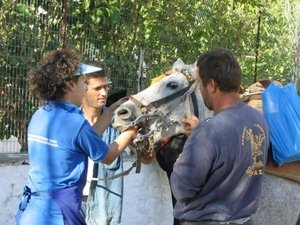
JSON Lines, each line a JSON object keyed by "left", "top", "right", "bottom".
{"left": 16, "top": 48, "right": 137, "bottom": 225}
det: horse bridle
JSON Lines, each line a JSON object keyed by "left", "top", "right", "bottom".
{"left": 130, "top": 80, "right": 199, "bottom": 117}
{"left": 128, "top": 80, "right": 199, "bottom": 172}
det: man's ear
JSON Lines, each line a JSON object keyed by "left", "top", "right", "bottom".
{"left": 207, "top": 79, "right": 218, "bottom": 93}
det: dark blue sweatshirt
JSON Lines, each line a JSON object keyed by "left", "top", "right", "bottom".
{"left": 171, "top": 102, "right": 269, "bottom": 222}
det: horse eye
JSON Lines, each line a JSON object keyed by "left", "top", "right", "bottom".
{"left": 166, "top": 81, "right": 178, "bottom": 90}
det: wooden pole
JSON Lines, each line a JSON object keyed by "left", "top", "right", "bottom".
{"left": 254, "top": 9, "right": 262, "bottom": 83}
{"left": 61, "top": 0, "right": 69, "bottom": 48}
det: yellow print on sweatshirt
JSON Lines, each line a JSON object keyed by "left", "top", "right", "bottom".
{"left": 242, "top": 124, "right": 265, "bottom": 176}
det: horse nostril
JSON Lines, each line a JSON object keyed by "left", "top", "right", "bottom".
{"left": 116, "top": 107, "right": 132, "bottom": 120}
{"left": 117, "top": 108, "right": 129, "bottom": 116}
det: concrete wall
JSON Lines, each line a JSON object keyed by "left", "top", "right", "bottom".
{"left": 0, "top": 160, "right": 173, "bottom": 225}
{"left": 2, "top": 159, "right": 299, "bottom": 225}
{"left": 0, "top": 164, "right": 28, "bottom": 225}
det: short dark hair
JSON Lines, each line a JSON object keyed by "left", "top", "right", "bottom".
{"left": 28, "top": 48, "right": 81, "bottom": 100}
{"left": 196, "top": 48, "right": 242, "bottom": 92}
{"left": 84, "top": 61, "right": 111, "bottom": 84}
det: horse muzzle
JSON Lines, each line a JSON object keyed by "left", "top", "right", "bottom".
{"left": 112, "top": 103, "right": 139, "bottom": 132}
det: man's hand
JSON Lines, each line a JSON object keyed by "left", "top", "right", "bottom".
{"left": 182, "top": 115, "right": 199, "bottom": 134}
{"left": 93, "top": 97, "right": 129, "bottom": 135}
{"left": 123, "top": 125, "right": 138, "bottom": 141}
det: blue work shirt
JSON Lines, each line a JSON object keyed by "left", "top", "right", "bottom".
{"left": 18, "top": 100, "right": 109, "bottom": 225}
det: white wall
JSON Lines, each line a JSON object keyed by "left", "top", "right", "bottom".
{"left": 0, "top": 136, "right": 21, "bottom": 153}
{"left": 0, "top": 164, "right": 28, "bottom": 225}
{"left": 2, "top": 159, "right": 299, "bottom": 225}
{"left": 0, "top": 160, "right": 173, "bottom": 225}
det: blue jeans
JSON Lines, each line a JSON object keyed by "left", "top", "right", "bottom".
{"left": 83, "top": 156, "right": 123, "bottom": 225}
{"left": 81, "top": 122, "right": 126, "bottom": 225}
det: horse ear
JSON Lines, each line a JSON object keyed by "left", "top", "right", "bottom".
{"left": 182, "top": 61, "right": 197, "bottom": 80}
{"left": 172, "top": 58, "right": 185, "bottom": 71}
{"left": 172, "top": 58, "right": 198, "bottom": 80}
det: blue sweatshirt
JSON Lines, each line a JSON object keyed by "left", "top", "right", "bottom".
{"left": 171, "top": 102, "right": 269, "bottom": 222}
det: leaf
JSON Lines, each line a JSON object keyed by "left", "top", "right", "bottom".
{"left": 84, "top": 0, "right": 90, "bottom": 11}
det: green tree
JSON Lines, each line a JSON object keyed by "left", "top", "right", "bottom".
{"left": 0, "top": 0, "right": 299, "bottom": 152}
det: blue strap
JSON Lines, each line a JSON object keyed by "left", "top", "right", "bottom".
{"left": 18, "top": 186, "right": 31, "bottom": 210}
{"left": 15, "top": 186, "right": 32, "bottom": 225}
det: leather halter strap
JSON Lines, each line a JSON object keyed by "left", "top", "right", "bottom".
{"left": 149, "top": 82, "right": 194, "bottom": 109}
{"left": 130, "top": 80, "right": 199, "bottom": 117}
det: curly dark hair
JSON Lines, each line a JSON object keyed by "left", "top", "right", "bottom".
{"left": 28, "top": 48, "right": 81, "bottom": 100}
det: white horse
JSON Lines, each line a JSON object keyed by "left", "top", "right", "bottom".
{"left": 113, "top": 59, "right": 300, "bottom": 225}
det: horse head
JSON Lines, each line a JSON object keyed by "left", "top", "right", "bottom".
{"left": 112, "top": 59, "right": 212, "bottom": 165}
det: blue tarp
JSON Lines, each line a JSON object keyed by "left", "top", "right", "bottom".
{"left": 262, "top": 82, "right": 300, "bottom": 165}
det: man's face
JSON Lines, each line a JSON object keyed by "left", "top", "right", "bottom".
{"left": 84, "top": 76, "right": 109, "bottom": 109}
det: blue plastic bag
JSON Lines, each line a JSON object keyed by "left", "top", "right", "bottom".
{"left": 262, "top": 82, "right": 300, "bottom": 165}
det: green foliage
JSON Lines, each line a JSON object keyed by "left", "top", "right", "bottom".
{"left": 0, "top": 0, "right": 299, "bottom": 152}
{"left": 136, "top": 0, "right": 298, "bottom": 87}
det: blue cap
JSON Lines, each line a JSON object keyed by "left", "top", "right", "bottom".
{"left": 74, "top": 63, "right": 103, "bottom": 76}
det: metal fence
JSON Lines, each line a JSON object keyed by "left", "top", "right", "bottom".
{"left": 1, "top": 0, "right": 300, "bottom": 154}
{"left": 0, "top": 0, "right": 147, "bottom": 153}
